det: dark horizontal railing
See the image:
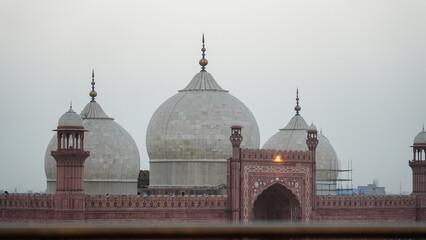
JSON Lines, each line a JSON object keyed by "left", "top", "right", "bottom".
{"left": 1, "top": 223, "right": 426, "bottom": 239}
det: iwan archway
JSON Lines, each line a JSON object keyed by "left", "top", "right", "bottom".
{"left": 253, "top": 183, "right": 301, "bottom": 222}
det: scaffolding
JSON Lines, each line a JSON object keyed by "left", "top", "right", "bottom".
{"left": 316, "top": 160, "right": 353, "bottom": 195}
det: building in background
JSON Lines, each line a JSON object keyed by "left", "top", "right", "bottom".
{"left": 336, "top": 181, "right": 386, "bottom": 196}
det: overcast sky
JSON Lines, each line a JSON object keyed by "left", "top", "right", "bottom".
{"left": 0, "top": 0, "right": 425, "bottom": 194}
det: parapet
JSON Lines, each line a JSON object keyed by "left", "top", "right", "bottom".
{"left": 241, "top": 149, "right": 314, "bottom": 162}
{"left": 316, "top": 195, "right": 416, "bottom": 209}
{"left": 84, "top": 194, "right": 228, "bottom": 210}
{"left": 0, "top": 193, "right": 54, "bottom": 209}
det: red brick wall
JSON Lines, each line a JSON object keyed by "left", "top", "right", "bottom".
{"left": 0, "top": 193, "right": 229, "bottom": 222}
{"left": 2, "top": 193, "right": 426, "bottom": 223}
{"left": 314, "top": 195, "right": 417, "bottom": 222}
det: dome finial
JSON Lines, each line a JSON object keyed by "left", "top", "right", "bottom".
{"left": 70, "top": 100, "right": 72, "bottom": 109}
{"left": 199, "top": 33, "right": 208, "bottom": 72}
{"left": 294, "top": 88, "right": 301, "bottom": 115}
{"left": 89, "top": 69, "right": 97, "bottom": 102}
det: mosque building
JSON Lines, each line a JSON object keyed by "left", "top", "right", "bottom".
{"left": 1, "top": 37, "right": 426, "bottom": 223}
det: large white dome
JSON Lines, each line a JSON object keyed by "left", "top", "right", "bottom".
{"left": 262, "top": 102, "right": 339, "bottom": 195}
{"left": 45, "top": 100, "right": 140, "bottom": 195}
{"left": 146, "top": 71, "right": 260, "bottom": 187}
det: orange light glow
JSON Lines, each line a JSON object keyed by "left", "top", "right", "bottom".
{"left": 273, "top": 156, "right": 283, "bottom": 162}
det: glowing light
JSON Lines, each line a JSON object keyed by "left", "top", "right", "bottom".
{"left": 273, "top": 156, "right": 283, "bottom": 162}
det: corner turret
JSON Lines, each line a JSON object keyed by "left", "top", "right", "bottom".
{"left": 51, "top": 106, "right": 90, "bottom": 219}
{"left": 409, "top": 126, "right": 426, "bottom": 194}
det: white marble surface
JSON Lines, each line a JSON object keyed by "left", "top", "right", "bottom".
{"left": 414, "top": 128, "right": 426, "bottom": 144}
{"left": 147, "top": 71, "right": 260, "bottom": 187}
{"left": 57, "top": 107, "right": 83, "bottom": 127}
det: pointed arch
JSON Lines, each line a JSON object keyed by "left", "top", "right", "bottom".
{"left": 253, "top": 183, "right": 301, "bottom": 222}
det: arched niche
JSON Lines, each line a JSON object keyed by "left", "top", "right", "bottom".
{"left": 253, "top": 183, "right": 301, "bottom": 222}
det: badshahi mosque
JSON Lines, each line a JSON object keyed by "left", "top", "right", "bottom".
{"left": 1, "top": 38, "right": 426, "bottom": 222}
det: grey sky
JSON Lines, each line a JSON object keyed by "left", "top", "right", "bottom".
{"left": 0, "top": 0, "right": 425, "bottom": 194}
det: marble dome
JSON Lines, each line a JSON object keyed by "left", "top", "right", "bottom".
{"left": 45, "top": 79, "right": 140, "bottom": 195}
{"left": 309, "top": 123, "right": 317, "bottom": 131}
{"left": 57, "top": 107, "right": 83, "bottom": 127}
{"left": 146, "top": 48, "right": 260, "bottom": 188}
{"left": 262, "top": 95, "right": 339, "bottom": 195}
{"left": 414, "top": 127, "right": 426, "bottom": 144}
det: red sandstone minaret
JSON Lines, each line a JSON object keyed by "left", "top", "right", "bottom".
{"left": 228, "top": 125, "right": 243, "bottom": 223}
{"left": 409, "top": 126, "right": 426, "bottom": 194}
{"left": 306, "top": 123, "right": 318, "bottom": 212}
{"left": 306, "top": 123, "right": 318, "bottom": 160}
{"left": 51, "top": 105, "right": 90, "bottom": 220}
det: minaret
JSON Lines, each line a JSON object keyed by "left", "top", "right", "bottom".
{"left": 230, "top": 126, "right": 243, "bottom": 160}
{"left": 409, "top": 126, "right": 426, "bottom": 194}
{"left": 306, "top": 123, "right": 318, "bottom": 153}
{"left": 51, "top": 105, "right": 90, "bottom": 220}
{"left": 228, "top": 125, "right": 243, "bottom": 223}
{"left": 307, "top": 123, "right": 318, "bottom": 211}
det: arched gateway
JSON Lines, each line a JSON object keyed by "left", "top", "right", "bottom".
{"left": 253, "top": 184, "right": 301, "bottom": 222}
{"left": 228, "top": 125, "right": 318, "bottom": 223}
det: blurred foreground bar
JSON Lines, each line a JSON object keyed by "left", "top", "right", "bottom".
{"left": 1, "top": 223, "right": 426, "bottom": 239}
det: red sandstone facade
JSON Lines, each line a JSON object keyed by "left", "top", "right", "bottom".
{"left": 1, "top": 125, "right": 426, "bottom": 223}
{"left": 228, "top": 125, "right": 317, "bottom": 223}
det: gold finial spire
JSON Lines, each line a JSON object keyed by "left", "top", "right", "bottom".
{"left": 89, "top": 69, "right": 97, "bottom": 102}
{"left": 294, "top": 88, "right": 301, "bottom": 115}
{"left": 199, "top": 33, "right": 208, "bottom": 72}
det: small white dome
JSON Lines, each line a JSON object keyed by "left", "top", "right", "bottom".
{"left": 262, "top": 115, "right": 309, "bottom": 151}
{"left": 414, "top": 127, "right": 426, "bottom": 144}
{"left": 57, "top": 107, "right": 83, "bottom": 127}
{"left": 146, "top": 71, "right": 260, "bottom": 187}
{"left": 309, "top": 123, "right": 317, "bottom": 131}
{"left": 262, "top": 113, "right": 339, "bottom": 182}
{"left": 45, "top": 101, "right": 140, "bottom": 195}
